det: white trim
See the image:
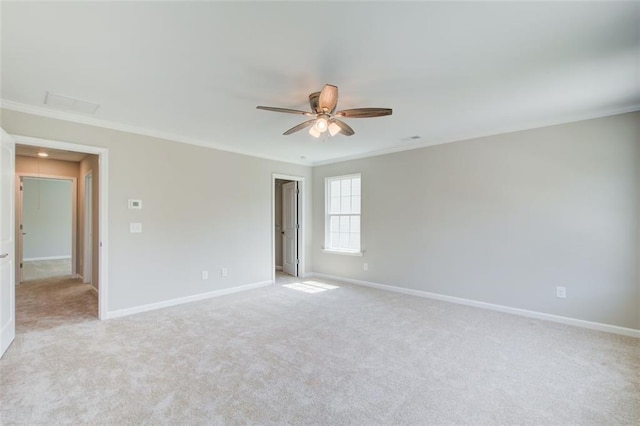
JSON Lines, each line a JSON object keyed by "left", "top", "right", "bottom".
{"left": 275, "top": 265, "right": 283, "bottom": 271}
{"left": 272, "top": 174, "right": 306, "bottom": 284}
{"left": 89, "top": 285, "right": 98, "bottom": 294}
{"left": 309, "top": 273, "right": 640, "bottom": 339}
{"left": 310, "top": 105, "right": 640, "bottom": 166}
{"left": 83, "top": 170, "right": 93, "bottom": 285}
{"left": 321, "top": 249, "right": 363, "bottom": 257}
{"left": 1, "top": 100, "right": 309, "bottom": 166}
{"left": 12, "top": 135, "right": 109, "bottom": 321}
{"left": 105, "top": 281, "right": 272, "bottom": 319}
{"left": 23, "top": 256, "right": 71, "bottom": 261}
{"left": 4, "top": 100, "right": 638, "bottom": 169}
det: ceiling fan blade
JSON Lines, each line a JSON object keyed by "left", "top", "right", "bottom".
{"left": 283, "top": 119, "right": 317, "bottom": 135}
{"left": 318, "top": 84, "right": 339, "bottom": 113}
{"left": 256, "top": 106, "right": 314, "bottom": 116}
{"left": 335, "top": 108, "right": 392, "bottom": 118}
{"left": 332, "top": 119, "right": 355, "bottom": 136}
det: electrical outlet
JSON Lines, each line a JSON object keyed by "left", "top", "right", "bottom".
{"left": 221, "top": 267, "right": 227, "bottom": 277}
{"left": 201, "top": 271, "right": 208, "bottom": 280}
{"left": 363, "top": 263, "right": 368, "bottom": 271}
{"left": 556, "top": 286, "right": 566, "bottom": 299}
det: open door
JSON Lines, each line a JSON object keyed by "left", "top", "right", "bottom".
{"left": 1, "top": 129, "right": 16, "bottom": 357}
{"left": 83, "top": 172, "right": 93, "bottom": 284}
{"left": 16, "top": 176, "right": 23, "bottom": 284}
{"left": 282, "top": 181, "right": 298, "bottom": 276}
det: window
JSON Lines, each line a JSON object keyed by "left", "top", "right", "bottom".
{"left": 325, "top": 174, "right": 361, "bottom": 254}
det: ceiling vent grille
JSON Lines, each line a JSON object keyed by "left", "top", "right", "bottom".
{"left": 44, "top": 92, "right": 100, "bottom": 114}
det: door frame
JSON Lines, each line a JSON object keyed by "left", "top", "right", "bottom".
{"left": 12, "top": 135, "right": 109, "bottom": 320}
{"left": 272, "top": 173, "right": 305, "bottom": 283}
{"left": 16, "top": 174, "right": 78, "bottom": 282}
{"left": 83, "top": 171, "right": 93, "bottom": 285}
{"left": 281, "top": 180, "right": 298, "bottom": 277}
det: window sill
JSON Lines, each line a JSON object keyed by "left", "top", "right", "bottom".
{"left": 322, "top": 249, "right": 363, "bottom": 257}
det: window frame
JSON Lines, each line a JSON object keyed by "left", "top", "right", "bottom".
{"left": 323, "top": 173, "right": 362, "bottom": 256}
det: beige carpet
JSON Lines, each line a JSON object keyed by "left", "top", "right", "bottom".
{"left": 1, "top": 276, "right": 639, "bottom": 425}
{"left": 15, "top": 275, "right": 97, "bottom": 333}
{"left": 22, "top": 258, "right": 72, "bottom": 281}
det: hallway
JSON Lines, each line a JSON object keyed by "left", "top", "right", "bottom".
{"left": 22, "top": 258, "right": 72, "bottom": 281}
{"left": 16, "top": 275, "right": 97, "bottom": 333}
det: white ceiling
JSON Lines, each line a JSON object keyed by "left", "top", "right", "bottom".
{"left": 1, "top": 1, "right": 639, "bottom": 166}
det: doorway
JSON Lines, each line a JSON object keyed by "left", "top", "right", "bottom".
{"left": 1, "top": 132, "right": 108, "bottom": 357}
{"left": 12, "top": 136, "right": 108, "bottom": 320}
{"left": 272, "top": 174, "right": 305, "bottom": 283}
{"left": 18, "top": 176, "right": 75, "bottom": 282}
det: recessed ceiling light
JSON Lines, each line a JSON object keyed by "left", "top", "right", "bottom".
{"left": 37, "top": 152, "right": 49, "bottom": 157}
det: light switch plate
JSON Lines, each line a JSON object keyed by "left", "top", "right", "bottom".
{"left": 128, "top": 199, "right": 142, "bottom": 209}
{"left": 130, "top": 223, "right": 142, "bottom": 233}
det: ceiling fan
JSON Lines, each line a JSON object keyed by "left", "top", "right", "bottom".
{"left": 256, "top": 84, "right": 392, "bottom": 137}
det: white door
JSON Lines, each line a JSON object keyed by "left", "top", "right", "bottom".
{"left": 16, "top": 177, "right": 23, "bottom": 283}
{"left": 83, "top": 173, "right": 92, "bottom": 284}
{"left": 282, "top": 181, "right": 298, "bottom": 277}
{"left": 0, "top": 129, "right": 16, "bottom": 357}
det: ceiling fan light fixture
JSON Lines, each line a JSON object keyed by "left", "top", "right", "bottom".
{"left": 308, "top": 125, "right": 321, "bottom": 138}
{"left": 316, "top": 116, "right": 328, "bottom": 132}
{"left": 328, "top": 121, "right": 341, "bottom": 137}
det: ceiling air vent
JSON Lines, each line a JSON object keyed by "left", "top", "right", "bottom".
{"left": 44, "top": 91, "right": 100, "bottom": 114}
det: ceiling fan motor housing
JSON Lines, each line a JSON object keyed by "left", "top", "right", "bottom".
{"left": 308, "top": 92, "right": 321, "bottom": 113}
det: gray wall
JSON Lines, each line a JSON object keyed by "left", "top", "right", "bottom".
{"left": 3, "top": 108, "right": 638, "bottom": 330}
{"left": 313, "top": 112, "right": 640, "bottom": 329}
{"left": 22, "top": 178, "right": 72, "bottom": 260}
{"left": 2, "top": 109, "right": 312, "bottom": 312}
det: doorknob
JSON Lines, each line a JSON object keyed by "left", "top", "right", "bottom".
{"left": 0, "top": 253, "right": 8, "bottom": 259}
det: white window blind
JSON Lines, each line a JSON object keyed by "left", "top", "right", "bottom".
{"left": 325, "top": 174, "right": 361, "bottom": 253}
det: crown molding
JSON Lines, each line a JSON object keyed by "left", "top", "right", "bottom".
{"left": 310, "top": 104, "right": 640, "bottom": 166}
{"left": 2, "top": 98, "right": 638, "bottom": 168}
{"left": 0, "top": 99, "right": 311, "bottom": 166}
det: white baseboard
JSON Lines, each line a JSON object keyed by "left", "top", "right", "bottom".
{"left": 105, "top": 280, "right": 272, "bottom": 320}
{"left": 309, "top": 273, "right": 640, "bottom": 339}
{"left": 275, "top": 265, "right": 283, "bottom": 271}
{"left": 23, "top": 255, "right": 71, "bottom": 261}
{"left": 89, "top": 284, "right": 98, "bottom": 294}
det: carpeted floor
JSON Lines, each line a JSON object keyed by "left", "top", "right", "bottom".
{"left": 15, "top": 275, "right": 97, "bottom": 333}
{"left": 22, "top": 258, "right": 72, "bottom": 281}
{"left": 1, "top": 275, "right": 639, "bottom": 425}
